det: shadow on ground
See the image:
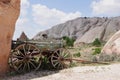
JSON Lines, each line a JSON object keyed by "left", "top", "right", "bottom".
{"left": 3, "top": 69, "right": 60, "bottom": 80}
{"left": 2, "top": 63, "right": 60, "bottom": 80}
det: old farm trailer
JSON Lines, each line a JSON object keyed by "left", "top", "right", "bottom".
{"left": 9, "top": 40, "right": 72, "bottom": 73}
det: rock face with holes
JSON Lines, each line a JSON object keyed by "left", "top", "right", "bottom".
{"left": 33, "top": 17, "right": 120, "bottom": 47}
{"left": 101, "top": 30, "right": 120, "bottom": 55}
{"left": 0, "top": 0, "right": 20, "bottom": 75}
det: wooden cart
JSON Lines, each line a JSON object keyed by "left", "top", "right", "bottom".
{"left": 9, "top": 40, "right": 72, "bottom": 73}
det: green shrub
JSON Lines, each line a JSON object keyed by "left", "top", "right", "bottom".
{"left": 92, "top": 48, "right": 101, "bottom": 55}
{"left": 92, "top": 38, "right": 101, "bottom": 47}
{"left": 62, "top": 36, "right": 75, "bottom": 47}
{"left": 73, "top": 52, "right": 81, "bottom": 57}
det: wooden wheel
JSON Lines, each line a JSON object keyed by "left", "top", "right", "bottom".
{"left": 51, "top": 48, "right": 72, "bottom": 69}
{"left": 10, "top": 43, "right": 42, "bottom": 73}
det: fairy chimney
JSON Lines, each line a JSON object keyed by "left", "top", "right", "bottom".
{"left": 17, "top": 32, "right": 29, "bottom": 41}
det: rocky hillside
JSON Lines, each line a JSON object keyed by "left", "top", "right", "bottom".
{"left": 33, "top": 17, "right": 120, "bottom": 46}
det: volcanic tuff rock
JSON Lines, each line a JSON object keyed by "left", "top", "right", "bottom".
{"left": 0, "top": 0, "right": 20, "bottom": 75}
{"left": 17, "top": 32, "right": 29, "bottom": 41}
{"left": 101, "top": 30, "right": 120, "bottom": 55}
{"left": 33, "top": 17, "right": 120, "bottom": 47}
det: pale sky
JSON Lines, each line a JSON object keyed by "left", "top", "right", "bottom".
{"left": 13, "top": 0, "right": 120, "bottom": 39}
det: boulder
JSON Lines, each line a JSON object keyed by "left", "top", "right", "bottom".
{"left": 0, "top": 0, "right": 20, "bottom": 75}
{"left": 101, "top": 30, "right": 120, "bottom": 55}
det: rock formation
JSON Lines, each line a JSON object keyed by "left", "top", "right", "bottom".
{"left": 33, "top": 17, "right": 120, "bottom": 47}
{"left": 101, "top": 30, "right": 120, "bottom": 55}
{"left": 17, "top": 32, "right": 29, "bottom": 41}
{"left": 0, "top": 0, "right": 20, "bottom": 75}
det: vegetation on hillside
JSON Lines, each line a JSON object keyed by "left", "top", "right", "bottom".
{"left": 92, "top": 38, "right": 101, "bottom": 47}
{"left": 62, "top": 36, "right": 75, "bottom": 47}
{"left": 92, "top": 48, "right": 101, "bottom": 55}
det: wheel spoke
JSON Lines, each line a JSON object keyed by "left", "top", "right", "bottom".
{"left": 29, "top": 61, "right": 37, "bottom": 69}
{"left": 22, "top": 45, "right": 25, "bottom": 52}
{"left": 60, "top": 49, "right": 64, "bottom": 56}
{"left": 30, "top": 58, "right": 37, "bottom": 62}
{"left": 61, "top": 49, "right": 67, "bottom": 57}
{"left": 55, "top": 51, "right": 60, "bottom": 57}
{"left": 29, "top": 48, "right": 38, "bottom": 56}
{"left": 12, "top": 55, "right": 23, "bottom": 58}
{"left": 52, "top": 55, "right": 59, "bottom": 59}
{"left": 17, "top": 49, "right": 25, "bottom": 56}
{"left": 12, "top": 59, "right": 23, "bottom": 64}
{"left": 12, "top": 58, "right": 18, "bottom": 63}
{"left": 52, "top": 60, "right": 58, "bottom": 62}
{"left": 23, "top": 63, "right": 27, "bottom": 71}
{"left": 27, "top": 62, "right": 30, "bottom": 71}
{"left": 54, "top": 61, "right": 59, "bottom": 67}
{"left": 17, "top": 63, "right": 23, "bottom": 70}
{"left": 64, "top": 53, "right": 69, "bottom": 58}
{"left": 57, "top": 63, "right": 61, "bottom": 68}
{"left": 28, "top": 44, "right": 31, "bottom": 53}
{"left": 32, "top": 48, "right": 39, "bottom": 53}
{"left": 57, "top": 62, "right": 63, "bottom": 69}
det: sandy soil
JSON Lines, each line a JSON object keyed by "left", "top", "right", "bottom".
{"left": 3, "top": 63, "right": 120, "bottom": 80}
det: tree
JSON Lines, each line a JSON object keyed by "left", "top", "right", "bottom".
{"left": 0, "top": 0, "right": 20, "bottom": 76}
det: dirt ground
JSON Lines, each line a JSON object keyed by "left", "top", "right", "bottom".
{"left": 3, "top": 63, "right": 120, "bottom": 80}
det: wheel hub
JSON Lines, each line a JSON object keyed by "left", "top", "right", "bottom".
{"left": 23, "top": 54, "right": 30, "bottom": 62}
{"left": 59, "top": 57, "right": 64, "bottom": 61}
